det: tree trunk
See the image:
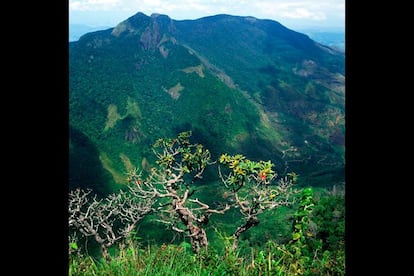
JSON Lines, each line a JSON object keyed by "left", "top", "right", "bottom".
{"left": 174, "top": 199, "right": 209, "bottom": 254}
{"left": 232, "top": 216, "right": 259, "bottom": 250}
{"left": 188, "top": 223, "right": 208, "bottom": 253}
{"left": 101, "top": 244, "right": 110, "bottom": 261}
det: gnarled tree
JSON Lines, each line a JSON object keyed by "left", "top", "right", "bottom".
{"left": 68, "top": 188, "right": 154, "bottom": 259}
{"left": 218, "top": 153, "right": 297, "bottom": 250}
{"left": 126, "top": 131, "right": 230, "bottom": 253}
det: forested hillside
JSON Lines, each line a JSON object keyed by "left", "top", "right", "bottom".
{"left": 69, "top": 12, "right": 345, "bottom": 196}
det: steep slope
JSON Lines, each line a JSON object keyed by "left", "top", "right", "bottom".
{"left": 69, "top": 12, "right": 345, "bottom": 194}
{"left": 172, "top": 14, "right": 345, "bottom": 178}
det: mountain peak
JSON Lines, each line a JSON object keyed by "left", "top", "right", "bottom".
{"left": 150, "top": 13, "right": 170, "bottom": 19}
{"left": 111, "top": 11, "right": 175, "bottom": 39}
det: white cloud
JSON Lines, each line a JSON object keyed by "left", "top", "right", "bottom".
{"left": 252, "top": 1, "right": 339, "bottom": 21}
{"left": 69, "top": 0, "right": 345, "bottom": 29}
{"left": 281, "top": 8, "right": 326, "bottom": 20}
{"left": 69, "top": 0, "right": 122, "bottom": 11}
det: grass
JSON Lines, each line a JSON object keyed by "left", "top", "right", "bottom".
{"left": 104, "top": 104, "right": 122, "bottom": 131}
{"left": 99, "top": 151, "right": 128, "bottom": 185}
{"left": 69, "top": 235, "right": 345, "bottom": 275}
{"left": 69, "top": 239, "right": 248, "bottom": 275}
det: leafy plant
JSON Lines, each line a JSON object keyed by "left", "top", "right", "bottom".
{"left": 218, "top": 153, "right": 298, "bottom": 249}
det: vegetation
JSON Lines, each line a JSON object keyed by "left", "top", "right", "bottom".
{"left": 68, "top": 189, "right": 345, "bottom": 275}
{"left": 125, "top": 131, "right": 231, "bottom": 253}
{"left": 69, "top": 132, "right": 345, "bottom": 275}
{"left": 69, "top": 13, "right": 345, "bottom": 274}
{"left": 69, "top": 12, "right": 345, "bottom": 195}
{"left": 218, "top": 153, "right": 297, "bottom": 250}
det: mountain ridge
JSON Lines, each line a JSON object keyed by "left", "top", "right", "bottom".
{"left": 69, "top": 12, "right": 345, "bottom": 195}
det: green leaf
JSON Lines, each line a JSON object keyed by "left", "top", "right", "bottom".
{"left": 294, "top": 223, "right": 302, "bottom": 230}
{"left": 70, "top": 242, "right": 78, "bottom": 250}
{"left": 292, "top": 232, "right": 301, "bottom": 240}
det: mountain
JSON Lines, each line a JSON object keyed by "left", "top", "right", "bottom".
{"left": 69, "top": 12, "right": 345, "bottom": 195}
{"left": 69, "top": 23, "right": 345, "bottom": 51}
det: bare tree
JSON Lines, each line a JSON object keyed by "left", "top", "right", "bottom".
{"left": 68, "top": 188, "right": 153, "bottom": 259}
{"left": 218, "top": 154, "right": 297, "bottom": 250}
{"left": 126, "top": 131, "right": 230, "bottom": 253}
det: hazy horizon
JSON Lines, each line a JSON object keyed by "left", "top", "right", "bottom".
{"left": 69, "top": 0, "right": 345, "bottom": 32}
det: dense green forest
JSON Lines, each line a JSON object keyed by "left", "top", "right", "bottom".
{"left": 69, "top": 12, "right": 345, "bottom": 275}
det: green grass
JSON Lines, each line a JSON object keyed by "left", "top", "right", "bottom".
{"left": 69, "top": 231, "right": 345, "bottom": 276}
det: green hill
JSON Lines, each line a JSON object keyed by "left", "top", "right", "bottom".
{"left": 69, "top": 12, "right": 345, "bottom": 195}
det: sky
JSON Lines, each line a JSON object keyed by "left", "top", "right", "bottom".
{"left": 69, "top": 0, "right": 345, "bottom": 32}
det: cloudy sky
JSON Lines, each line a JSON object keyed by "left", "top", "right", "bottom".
{"left": 69, "top": 0, "right": 345, "bottom": 31}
